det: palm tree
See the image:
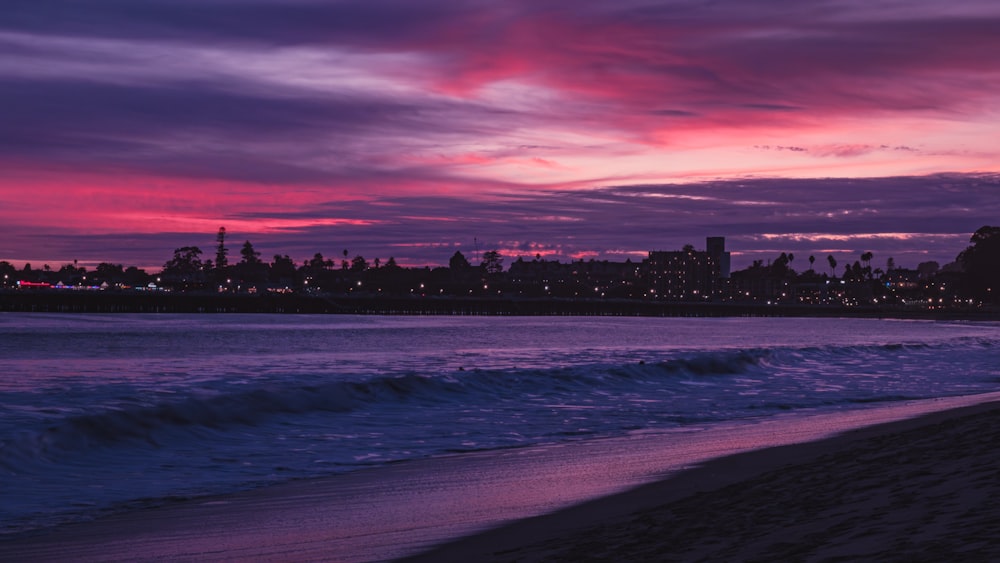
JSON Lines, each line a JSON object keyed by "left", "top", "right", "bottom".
{"left": 827, "top": 255, "right": 837, "bottom": 277}
{"left": 860, "top": 251, "right": 874, "bottom": 279}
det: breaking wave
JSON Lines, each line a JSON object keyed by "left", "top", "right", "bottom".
{"left": 1, "top": 349, "right": 775, "bottom": 464}
{"left": 4, "top": 339, "right": 987, "bottom": 470}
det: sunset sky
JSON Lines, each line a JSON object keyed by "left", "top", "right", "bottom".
{"left": 2, "top": 0, "right": 998, "bottom": 272}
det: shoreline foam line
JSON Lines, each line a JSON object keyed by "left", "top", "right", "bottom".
{"left": 4, "top": 392, "right": 1000, "bottom": 562}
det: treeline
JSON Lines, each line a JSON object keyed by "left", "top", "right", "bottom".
{"left": 727, "top": 226, "right": 999, "bottom": 305}
{"left": 2, "top": 226, "right": 998, "bottom": 306}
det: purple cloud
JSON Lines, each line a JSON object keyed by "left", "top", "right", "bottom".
{"left": 1, "top": 0, "right": 998, "bottom": 272}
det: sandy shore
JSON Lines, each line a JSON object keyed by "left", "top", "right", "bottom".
{"left": 408, "top": 399, "right": 1000, "bottom": 562}
{"left": 4, "top": 394, "right": 1000, "bottom": 562}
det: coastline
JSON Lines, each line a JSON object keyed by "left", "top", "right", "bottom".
{"left": 4, "top": 393, "right": 1000, "bottom": 562}
{"left": 408, "top": 397, "right": 1000, "bottom": 562}
{"left": 1, "top": 290, "right": 996, "bottom": 320}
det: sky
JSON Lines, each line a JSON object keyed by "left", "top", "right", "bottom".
{"left": 2, "top": 0, "right": 999, "bottom": 273}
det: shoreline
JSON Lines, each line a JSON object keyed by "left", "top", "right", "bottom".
{"left": 2, "top": 290, "right": 996, "bottom": 320}
{"left": 4, "top": 393, "right": 1000, "bottom": 562}
{"left": 408, "top": 397, "right": 1000, "bottom": 562}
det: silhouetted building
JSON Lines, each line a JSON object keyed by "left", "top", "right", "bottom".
{"left": 643, "top": 237, "right": 729, "bottom": 300}
{"left": 706, "top": 236, "right": 731, "bottom": 279}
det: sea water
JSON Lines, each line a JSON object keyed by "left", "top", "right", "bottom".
{"left": 1, "top": 314, "right": 998, "bottom": 534}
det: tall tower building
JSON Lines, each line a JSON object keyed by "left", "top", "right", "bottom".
{"left": 706, "top": 237, "right": 731, "bottom": 279}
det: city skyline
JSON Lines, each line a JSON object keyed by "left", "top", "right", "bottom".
{"left": 2, "top": 222, "right": 989, "bottom": 279}
{"left": 2, "top": 1, "right": 999, "bottom": 270}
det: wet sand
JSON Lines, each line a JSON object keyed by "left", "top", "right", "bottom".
{"left": 409, "top": 398, "right": 1000, "bottom": 562}
{"left": 4, "top": 393, "right": 1000, "bottom": 562}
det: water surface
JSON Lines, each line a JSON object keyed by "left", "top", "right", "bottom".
{"left": 1, "top": 314, "right": 997, "bottom": 534}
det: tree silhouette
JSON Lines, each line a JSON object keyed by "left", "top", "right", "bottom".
{"left": 827, "top": 254, "right": 837, "bottom": 277}
{"left": 215, "top": 227, "right": 228, "bottom": 270}
{"left": 481, "top": 250, "right": 504, "bottom": 274}
{"left": 239, "top": 241, "right": 262, "bottom": 265}
{"left": 0, "top": 261, "right": 16, "bottom": 286}
{"left": 350, "top": 255, "right": 368, "bottom": 272}
{"left": 860, "top": 251, "right": 873, "bottom": 278}
{"left": 164, "top": 247, "right": 203, "bottom": 273}
{"left": 162, "top": 246, "right": 204, "bottom": 284}
{"left": 95, "top": 262, "right": 125, "bottom": 284}
{"left": 958, "top": 226, "right": 1000, "bottom": 303}
{"left": 308, "top": 253, "right": 331, "bottom": 271}
{"left": 234, "top": 241, "right": 265, "bottom": 285}
{"left": 809, "top": 255, "right": 816, "bottom": 271}
{"left": 917, "top": 261, "right": 939, "bottom": 279}
{"left": 449, "top": 251, "right": 471, "bottom": 271}
{"left": 270, "top": 254, "right": 297, "bottom": 284}
{"left": 772, "top": 252, "right": 792, "bottom": 277}
{"left": 124, "top": 266, "right": 151, "bottom": 287}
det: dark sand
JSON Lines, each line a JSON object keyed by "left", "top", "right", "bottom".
{"left": 4, "top": 393, "right": 1000, "bottom": 562}
{"left": 408, "top": 399, "right": 1000, "bottom": 562}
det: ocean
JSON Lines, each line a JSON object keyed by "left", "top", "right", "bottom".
{"left": 1, "top": 313, "right": 998, "bottom": 536}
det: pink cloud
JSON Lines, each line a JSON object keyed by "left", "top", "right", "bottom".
{"left": 3, "top": 1, "right": 1000, "bottom": 270}
{"left": 365, "top": 2, "right": 1000, "bottom": 147}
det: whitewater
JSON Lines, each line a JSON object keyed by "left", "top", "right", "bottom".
{"left": 1, "top": 313, "right": 998, "bottom": 535}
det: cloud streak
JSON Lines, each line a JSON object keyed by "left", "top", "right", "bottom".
{"left": 1, "top": 1, "right": 998, "bottom": 270}
{"left": 6, "top": 174, "right": 994, "bottom": 273}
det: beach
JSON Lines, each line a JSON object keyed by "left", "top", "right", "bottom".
{"left": 4, "top": 393, "right": 1000, "bottom": 562}
{"left": 411, "top": 398, "right": 1000, "bottom": 562}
